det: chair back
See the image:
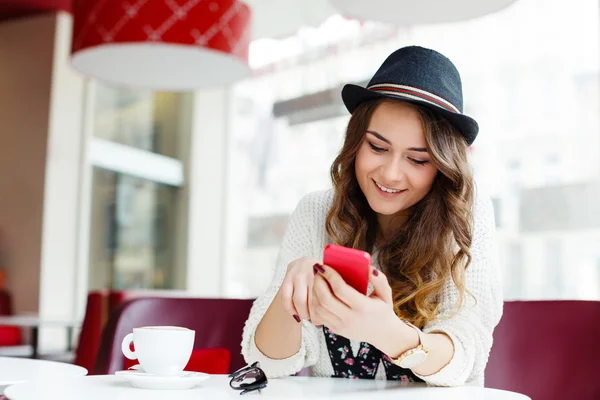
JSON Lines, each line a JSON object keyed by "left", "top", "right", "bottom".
{"left": 72, "top": 291, "right": 108, "bottom": 371}
{"left": 0, "top": 289, "right": 21, "bottom": 346}
{"left": 0, "top": 289, "right": 13, "bottom": 315}
{"left": 486, "top": 300, "right": 600, "bottom": 400}
{"left": 93, "top": 297, "right": 254, "bottom": 375}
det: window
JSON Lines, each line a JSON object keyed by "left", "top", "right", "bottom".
{"left": 88, "top": 169, "right": 179, "bottom": 290}
{"left": 544, "top": 239, "right": 563, "bottom": 297}
{"left": 223, "top": 0, "right": 600, "bottom": 300}
{"left": 87, "top": 82, "right": 188, "bottom": 291}
{"left": 504, "top": 243, "right": 523, "bottom": 299}
{"left": 491, "top": 198, "right": 502, "bottom": 228}
{"left": 93, "top": 83, "right": 183, "bottom": 158}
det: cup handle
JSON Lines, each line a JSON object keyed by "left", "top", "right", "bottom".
{"left": 121, "top": 333, "right": 137, "bottom": 360}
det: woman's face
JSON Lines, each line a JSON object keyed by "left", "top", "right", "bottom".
{"left": 355, "top": 101, "right": 438, "bottom": 219}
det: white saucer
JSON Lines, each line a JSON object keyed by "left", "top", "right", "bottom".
{"left": 115, "top": 370, "right": 210, "bottom": 390}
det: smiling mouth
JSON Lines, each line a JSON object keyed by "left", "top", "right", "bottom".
{"left": 374, "top": 180, "right": 405, "bottom": 194}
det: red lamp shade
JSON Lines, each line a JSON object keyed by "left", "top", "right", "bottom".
{"left": 70, "top": 0, "right": 251, "bottom": 90}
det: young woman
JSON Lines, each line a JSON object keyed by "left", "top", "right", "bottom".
{"left": 241, "top": 46, "right": 502, "bottom": 387}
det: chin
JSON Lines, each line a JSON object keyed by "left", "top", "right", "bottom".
{"left": 366, "top": 197, "right": 405, "bottom": 216}
{"left": 375, "top": 205, "right": 405, "bottom": 216}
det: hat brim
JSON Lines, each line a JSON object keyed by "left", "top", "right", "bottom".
{"left": 341, "top": 84, "right": 478, "bottom": 146}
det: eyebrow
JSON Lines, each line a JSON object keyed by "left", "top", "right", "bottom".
{"left": 365, "top": 130, "right": 428, "bottom": 152}
{"left": 366, "top": 130, "right": 391, "bottom": 144}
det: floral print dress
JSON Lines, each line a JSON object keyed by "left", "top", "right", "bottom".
{"left": 322, "top": 326, "right": 424, "bottom": 381}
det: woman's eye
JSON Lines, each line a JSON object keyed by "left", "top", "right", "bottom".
{"left": 409, "top": 158, "right": 428, "bottom": 166}
{"left": 368, "top": 142, "right": 386, "bottom": 153}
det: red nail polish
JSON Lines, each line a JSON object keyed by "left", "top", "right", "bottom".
{"left": 373, "top": 269, "right": 379, "bottom": 276}
{"left": 314, "top": 263, "right": 326, "bottom": 274}
{"left": 293, "top": 314, "right": 301, "bottom": 323}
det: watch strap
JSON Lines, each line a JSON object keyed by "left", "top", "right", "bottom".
{"left": 389, "top": 320, "right": 428, "bottom": 368}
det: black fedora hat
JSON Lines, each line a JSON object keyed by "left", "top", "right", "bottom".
{"left": 341, "top": 46, "right": 478, "bottom": 145}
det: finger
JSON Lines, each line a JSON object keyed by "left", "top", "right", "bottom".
{"left": 308, "top": 290, "right": 322, "bottom": 326}
{"left": 308, "top": 282, "right": 327, "bottom": 327}
{"left": 368, "top": 267, "right": 393, "bottom": 304}
{"left": 279, "top": 280, "right": 300, "bottom": 322}
{"left": 313, "top": 274, "right": 350, "bottom": 319}
{"left": 315, "top": 264, "right": 365, "bottom": 308}
{"left": 312, "top": 278, "right": 343, "bottom": 329}
{"left": 312, "top": 300, "right": 341, "bottom": 330}
{"left": 292, "top": 280, "right": 310, "bottom": 321}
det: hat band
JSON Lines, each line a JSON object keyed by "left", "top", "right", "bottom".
{"left": 367, "top": 83, "right": 460, "bottom": 114}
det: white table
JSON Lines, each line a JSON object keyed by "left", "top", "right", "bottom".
{"left": 0, "top": 315, "right": 81, "bottom": 358}
{"left": 4, "top": 375, "right": 531, "bottom": 400}
{"left": 0, "top": 356, "right": 87, "bottom": 394}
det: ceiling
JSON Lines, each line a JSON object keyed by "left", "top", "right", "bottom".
{"left": 0, "top": 1, "right": 522, "bottom": 41}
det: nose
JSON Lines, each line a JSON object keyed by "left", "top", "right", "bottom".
{"left": 380, "top": 156, "right": 405, "bottom": 184}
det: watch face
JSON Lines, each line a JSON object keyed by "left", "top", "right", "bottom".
{"left": 400, "top": 350, "right": 428, "bottom": 368}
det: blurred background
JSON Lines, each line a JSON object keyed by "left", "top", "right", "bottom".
{"left": 0, "top": 0, "right": 598, "bottom": 355}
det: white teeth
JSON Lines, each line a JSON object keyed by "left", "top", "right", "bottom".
{"left": 376, "top": 182, "right": 401, "bottom": 193}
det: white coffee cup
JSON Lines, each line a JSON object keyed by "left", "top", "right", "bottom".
{"left": 121, "top": 326, "right": 195, "bottom": 376}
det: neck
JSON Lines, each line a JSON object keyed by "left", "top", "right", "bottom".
{"left": 376, "top": 211, "right": 410, "bottom": 242}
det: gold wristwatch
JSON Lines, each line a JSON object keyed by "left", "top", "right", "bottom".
{"left": 389, "top": 320, "right": 428, "bottom": 369}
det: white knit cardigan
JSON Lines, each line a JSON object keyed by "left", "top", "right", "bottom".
{"left": 241, "top": 188, "right": 503, "bottom": 387}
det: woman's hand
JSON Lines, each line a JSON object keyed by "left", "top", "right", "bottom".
{"left": 279, "top": 256, "right": 323, "bottom": 323}
{"left": 310, "top": 264, "right": 402, "bottom": 347}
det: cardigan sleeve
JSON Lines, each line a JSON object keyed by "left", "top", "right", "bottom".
{"left": 240, "top": 192, "right": 323, "bottom": 378}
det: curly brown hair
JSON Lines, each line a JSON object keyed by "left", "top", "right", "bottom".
{"left": 326, "top": 98, "right": 474, "bottom": 328}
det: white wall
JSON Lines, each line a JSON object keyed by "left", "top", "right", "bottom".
{"left": 37, "top": 11, "right": 87, "bottom": 351}
{"left": 184, "top": 88, "right": 231, "bottom": 296}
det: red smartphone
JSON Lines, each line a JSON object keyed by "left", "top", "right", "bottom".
{"left": 322, "top": 244, "right": 371, "bottom": 295}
